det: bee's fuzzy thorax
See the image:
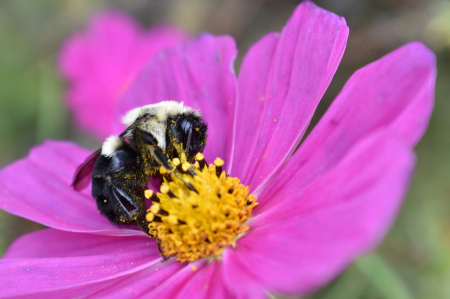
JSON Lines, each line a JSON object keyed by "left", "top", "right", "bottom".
{"left": 121, "top": 101, "right": 201, "bottom": 127}
{"left": 101, "top": 135, "right": 124, "bottom": 157}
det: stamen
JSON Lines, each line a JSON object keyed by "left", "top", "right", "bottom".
{"left": 146, "top": 213, "right": 155, "bottom": 222}
{"left": 173, "top": 158, "right": 183, "bottom": 172}
{"left": 159, "top": 166, "right": 167, "bottom": 175}
{"left": 146, "top": 158, "right": 258, "bottom": 262}
{"left": 181, "top": 162, "right": 197, "bottom": 177}
{"left": 144, "top": 189, "right": 160, "bottom": 204}
{"left": 144, "top": 189, "right": 153, "bottom": 200}
{"left": 181, "top": 163, "right": 190, "bottom": 173}
{"left": 214, "top": 158, "right": 224, "bottom": 177}
{"left": 195, "top": 152, "right": 206, "bottom": 169}
{"left": 159, "top": 164, "right": 175, "bottom": 183}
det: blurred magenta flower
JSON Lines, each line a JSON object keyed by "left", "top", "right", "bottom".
{"left": 0, "top": 1, "right": 435, "bottom": 298}
{"left": 59, "top": 11, "right": 189, "bottom": 139}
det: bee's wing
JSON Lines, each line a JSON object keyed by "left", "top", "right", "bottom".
{"left": 71, "top": 149, "right": 101, "bottom": 191}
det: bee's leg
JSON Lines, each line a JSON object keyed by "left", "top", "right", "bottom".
{"left": 96, "top": 173, "right": 154, "bottom": 239}
{"left": 136, "top": 129, "right": 172, "bottom": 170}
{"left": 185, "top": 126, "right": 193, "bottom": 158}
{"left": 136, "top": 212, "right": 168, "bottom": 261}
{"left": 136, "top": 213, "right": 151, "bottom": 236}
{"left": 150, "top": 146, "right": 172, "bottom": 170}
{"left": 156, "top": 238, "right": 168, "bottom": 261}
{"left": 168, "top": 122, "right": 188, "bottom": 163}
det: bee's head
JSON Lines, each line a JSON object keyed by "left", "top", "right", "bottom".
{"left": 171, "top": 114, "right": 208, "bottom": 161}
{"left": 121, "top": 101, "right": 208, "bottom": 163}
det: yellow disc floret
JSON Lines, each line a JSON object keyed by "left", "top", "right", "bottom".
{"left": 146, "top": 158, "right": 258, "bottom": 262}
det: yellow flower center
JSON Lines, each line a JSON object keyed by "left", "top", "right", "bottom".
{"left": 145, "top": 154, "right": 258, "bottom": 262}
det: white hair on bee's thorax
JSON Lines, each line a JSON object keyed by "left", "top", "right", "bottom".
{"left": 121, "top": 101, "right": 201, "bottom": 127}
{"left": 121, "top": 101, "right": 201, "bottom": 151}
{"left": 101, "top": 135, "right": 123, "bottom": 157}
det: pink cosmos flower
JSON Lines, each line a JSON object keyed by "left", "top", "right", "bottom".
{"left": 0, "top": 1, "right": 436, "bottom": 298}
{"left": 59, "top": 10, "right": 189, "bottom": 139}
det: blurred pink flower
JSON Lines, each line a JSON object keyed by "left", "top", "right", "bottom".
{"left": 59, "top": 10, "right": 189, "bottom": 139}
{"left": 0, "top": 1, "right": 435, "bottom": 298}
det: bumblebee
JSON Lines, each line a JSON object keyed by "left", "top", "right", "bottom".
{"left": 72, "top": 101, "right": 208, "bottom": 236}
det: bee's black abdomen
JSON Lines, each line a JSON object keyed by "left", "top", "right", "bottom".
{"left": 92, "top": 147, "right": 138, "bottom": 176}
{"left": 92, "top": 149, "right": 147, "bottom": 225}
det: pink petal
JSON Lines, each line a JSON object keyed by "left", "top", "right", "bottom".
{"left": 91, "top": 260, "right": 233, "bottom": 299}
{"left": 0, "top": 140, "right": 142, "bottom": 236}
{"left": 114, "top": 34, "right": 238, "bottom": 164}
{"left": 257, "top": 41, "right": 436, "bottom": 209}
{"left": 3, "top": 229, "right": 150, "bottom": 259}
{"left": 223, "top": 131, "right": 415, "bottom": 296}
{"left": 59, "top": 11, "right": 189, "bottom": 139}
{"left": 86, "top": 259, "right": 186, "bottom": 298}
{"left": 230, "top": 1, "right": 349, "bottom": 191}
{"left": 229, "top": 32, "right": 279, "bottom": 175}
{"left": 0, "top": 231, "right": 168, "bottom": 298}
{"left": 155, "top": 261, "right": 233, "bottom": 299}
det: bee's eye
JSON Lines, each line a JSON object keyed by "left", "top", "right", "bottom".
{"left": 180, "top": 119, "right": 193, "bottom": 135}
{"left": 177, "top": 119, "right": 194, "bottom": 148}
{"left": 173, "top": 118, "right": 196, "bottom": 153}
{"left": 172, "top": 116, "right": 207, "bottom": 159}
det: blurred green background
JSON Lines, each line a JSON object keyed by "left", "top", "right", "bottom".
{"left": 0, "top": 0, "right": 449, "bottom": 298}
